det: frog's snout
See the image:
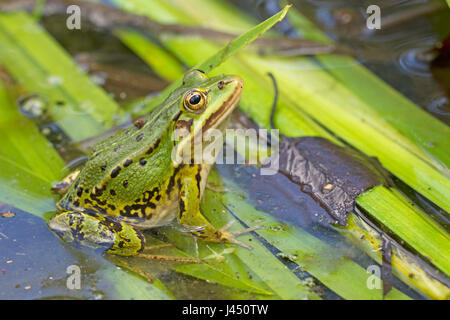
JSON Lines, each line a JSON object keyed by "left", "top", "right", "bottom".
{"left": 227, "top": 75, "right": 244, "bottom": 92}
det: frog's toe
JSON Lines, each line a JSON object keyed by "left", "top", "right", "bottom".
{"left": 216, "top": 221, "right": 261, "bottom": 250}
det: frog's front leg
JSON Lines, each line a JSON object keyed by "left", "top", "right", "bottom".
{"left": 177, "top": 175, "right": 258, "bottom": 249}
{"left": 48, "top": 211, "right": 145, "bottom": 256}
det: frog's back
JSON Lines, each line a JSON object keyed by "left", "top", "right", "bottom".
{"left": 58, "top": 97, "right": 182, "bottom": 224}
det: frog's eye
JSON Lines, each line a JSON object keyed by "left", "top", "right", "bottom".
{"left": 183, "top": 90, "right": 207, "bottom": 113}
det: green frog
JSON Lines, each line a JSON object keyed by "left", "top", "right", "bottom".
{"left": 49, "top": 69, "right": 251, "bottom": 257}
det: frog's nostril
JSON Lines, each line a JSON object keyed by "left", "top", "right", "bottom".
{"left": 229, "top": 76, "right": 244, "bottom": 89}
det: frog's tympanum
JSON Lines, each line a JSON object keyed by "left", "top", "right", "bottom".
{"left": 49, "top": 70, "right": 247, "bottom": 256}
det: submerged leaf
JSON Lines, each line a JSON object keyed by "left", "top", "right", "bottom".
{"left": 0, "top": 82, "right": 65, "bottom": 215}
{"left": 0, "top": 11, "right": 120, "bottom": 141}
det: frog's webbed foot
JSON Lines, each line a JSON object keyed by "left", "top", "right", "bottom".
{"left": 214, "top": 220, "right": 261, "bottom": 250}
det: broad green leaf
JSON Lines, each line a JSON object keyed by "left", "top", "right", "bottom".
{"left": 112, "top": 0, "right": 447, "bottom": 298}
{"left": 113, "top": 0, "right": 450, "bottom": 214}
{"left": 115, "top": 28, "right": 184, "bottom": 81}
{"left": 0, "top": 11, "right": 119, "bottom": 141}
{"left": 173, "top": 259, "right": 273, "bottom": 296}
{"left": 357, "top": 186, "right": 450, "bottom": 277}
{"left": 116, "top": 2, "right": 292, "bottom": 113}
{"left": 100, "top": 267, "right": 172, "bottom": 300}
{"left": 285, "top": 6, "right": 450, "bottom": 175}
{"left": 0, "top": 81, "right": 64, "bottom": 215}
{"left": 201, "top": 170, "right": 410, "bottom": 300}
{"left": 344, "top": 213, "right": 450, "bottom": 300}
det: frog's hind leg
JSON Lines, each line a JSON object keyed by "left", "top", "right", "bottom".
{"left": 50, "top": 211, "right": 203, "bottom": 262}
{"left": 48, "top": 211, "right": 145, "bottom": 256}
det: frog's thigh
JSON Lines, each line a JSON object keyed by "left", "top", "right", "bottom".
{"left": 48, "top": 211, "right": 145, "bottom": 256}
{"left": 177, "top": 176, "right": 221, "bottom": 241}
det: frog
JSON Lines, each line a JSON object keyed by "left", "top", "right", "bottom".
{"left": 48, "top": 69, "right": 254, "bottom": 257}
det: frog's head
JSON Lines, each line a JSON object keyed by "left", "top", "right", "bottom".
{"left": 172, "top": 69, "right": 243, "bottom": 165}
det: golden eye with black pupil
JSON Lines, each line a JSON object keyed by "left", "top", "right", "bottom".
{"left": 184, "top": 90, "right": 206, "bottom": 113}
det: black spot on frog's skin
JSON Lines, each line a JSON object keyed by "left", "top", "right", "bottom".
{"left": 143, "top": 188, "right": 158, "bottom": 202}
{"left": 111, "top": 166, "right": 121, "bottom": 178}
{"left": 76, "top": 187, "right": 83, "bottom": 197}
{"left": 114, "top": 145, "right": 121, "bottom": 152}
{"left": 179, "top": 198, "right": 186, "bottom": 219}
{"left": 99, "top": 216, "right": 123, "bottom": 233}
{"left": 166, "top": 166, "right": 183, "bottom": 198}
{"left": 110, "top": 189, "right": 116, "bottom": 196}
{"left": 73, "top": 200, "right": 80, "bottom": 207}
{"left": 136, "top": 133, "right": 144, "bottom": 141}
{"left": 55, "top": 100, "right": 65, "bottom": 106}
{"left": 94, "top": 187, "right": 104, "bottom": 196}
{"left": 195, "top": 165, "right": 202, "bottom": 192}
{"left": 146, "top": 138, "right": 161, "bottom": 155}
{"left": 90, "top": 189, "right": 107, "bottom": 206}
{"left": 120, "top": 203, "right": 153, "bottom": 218}
{"left": 84, "top": 198, "right": 93, "bottom": 205}
{"left": 139, "top": 158, "right": 147, "bottom": 166}
{"left": 100, "top": 164, "right": 107, "bottom": 171}
{"left": 123, "top": 159, "right": 133, "bottom": 167}
{"left": 67, "top": 212, "right": 84, "bottom": 239}
{"left": 123, "top": 180, "right": 128, "bottom": 188}
{"left": 218, "top": 80, "right": 225, "bottom": 90}
{"left": 172, "top": 111, "right": 182, "bottom": 123}
{"left": 108, "top": 204, "right": 116, "bottom": 211}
